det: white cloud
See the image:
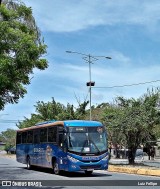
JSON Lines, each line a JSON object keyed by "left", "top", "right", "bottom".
{"left": 33, "top": 50, "right": 160, "bottom": 88}
{"left": 23, "top": 0, "right": 160, "bottom": 32}
{"left": 1, "top": 54, "right": 160, "bottom": 132}
{"left": 106, "top": 51, "right": 131, "bottom": 66}
{"left": 90, "top": 62, "right": 160, "bottom": 104}
{"left": 2, "top": 0, "right": 160, "bottom": 132}
{"left": 32, "top": 52, "right": 160, "bottom": 106}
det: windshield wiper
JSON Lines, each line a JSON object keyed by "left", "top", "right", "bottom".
{"left": 89, "top": 138, "right": 101, "bottom": 154}
{"left": 80, "top": 139, "right": 88, "bottom": 153}
{"left": 80, "top": 138, "right": 101, "bottom": 154}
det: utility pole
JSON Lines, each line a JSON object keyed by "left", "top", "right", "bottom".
{"left": 66, "top": 51, "right": 111, "bottom": 120}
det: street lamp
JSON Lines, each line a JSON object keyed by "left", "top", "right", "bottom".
{"left": 66, "top": 51, "right": 111, "bottom": 120}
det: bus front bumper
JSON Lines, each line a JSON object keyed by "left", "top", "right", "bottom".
{"left": 66, "top": 158, "right": 109, "bottom": 172}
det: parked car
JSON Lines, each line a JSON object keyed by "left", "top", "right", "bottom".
{"left": 135, "top": 149, "right": 148, "bottom": 160}
{"left": 9, "top": 147, "right": 16, "bottom": 154}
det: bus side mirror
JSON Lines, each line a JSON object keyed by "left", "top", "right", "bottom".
{"left": 62, "top": 138, "right": 68, "bottom": 152}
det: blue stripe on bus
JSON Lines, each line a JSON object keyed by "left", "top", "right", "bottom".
{"left": 63, "top": 120, "right": 103, "bottom": 127}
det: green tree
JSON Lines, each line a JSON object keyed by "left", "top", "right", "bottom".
{"left": 74, "top": 94, "right": 89, "bottom": 119}
{"left": 102, "top": 89, "right": 160, "bottom": 164}
{"left": 56, "top": 103, "right": 76, "bottom": 120}
{"left": 16, "top": 113, "right": 42, "bottom": 129}
{"left": 16, "top": 98, "right": 89, "bottom": 129}
{"left": 86, "top": 103, "right": 109, "bottom": 121}
{"left": 75, "top": 100, "right": 89, "bottom": 120}
{"left": 34, "top": 98, "right": 65, "bottom": 120}
{"left": 153, "top": 124, "right": 160, "bottom": 139}
{"left": 0, "top": 0, "right": 48, "bottom": 110}
{"left": 0, "top": 129, "right": 16, "bottom": 153}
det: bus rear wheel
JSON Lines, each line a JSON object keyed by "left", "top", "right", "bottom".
{"left": 85, "top": 170, "right": 93, "bottom": 176}
{"left": 53, "top": 162, "right": 60, "bottom": 175}
{"left": 27, "top": 157, "right": 32, "bottom": 170}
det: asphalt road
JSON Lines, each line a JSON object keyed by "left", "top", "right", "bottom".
{"left": 0, "top": 155, "right": 159, "bottom": 189}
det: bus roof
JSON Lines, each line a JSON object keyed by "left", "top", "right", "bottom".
{"left": 17, "top": 120, "right": 103, "bottom": 132}
{"left": 63, "top": 120, "right": 103, "bottom": 127}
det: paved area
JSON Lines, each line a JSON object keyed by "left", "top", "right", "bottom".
{"left": 1, "top": 151, "right": 160, "bottom": 177}
{"left": 109, "top": 158, "right": 160, "bottom": 177}
{"left": 110, "top": 157, "right": 160, "bottom": 168}
{"left": 0, "top": 150, "right": 6, "bottom": 155}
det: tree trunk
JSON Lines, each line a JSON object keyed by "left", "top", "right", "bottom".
{"left": 128, "top": 147, "right": 136, "bottom": 164}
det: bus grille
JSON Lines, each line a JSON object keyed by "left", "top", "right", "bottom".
{"left": 80, "top": 165, "right": 101, "bottom": 170}
{"left": 81, "top": 160, "right": 100, "bottom": 163}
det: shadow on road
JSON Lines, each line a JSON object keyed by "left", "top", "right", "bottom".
{"left": 23, "top": 166, "right": 112, "bottom": 178}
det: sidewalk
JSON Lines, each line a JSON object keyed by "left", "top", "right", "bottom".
{"left": 109, "top": 157, "right": 160, "bottom": 177}
{"left": 0, "top": 150, "right": 16, "bottom": 159}
{"left": 0, "top": 150, "right": 6, "bottom": 155}
{"left": 109, "top": 157, "right": 160, "bottom": 168}
{"left": 110, "top": 157, "right": 160, "bottom": 162}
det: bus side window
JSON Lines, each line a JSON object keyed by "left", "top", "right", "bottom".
{"left": 27, "top": 130, "right": 33, "bottom": 143}
{"left": 17, "top": 132, "right": 22, "bottom": 144}
{"left": 63, "top": 134, "right": 68, "bottom": 152}
{"left": 33, "top": 130, "right": 40, "bottom": 144}
{"left": 48, "top": 127, "right": 57, "bottom": 143}
{"left": 40, "top": 128, "right": 47, "bottom": 143}
{"left": 22, "top": 132, "right": 27, "bottom": 143}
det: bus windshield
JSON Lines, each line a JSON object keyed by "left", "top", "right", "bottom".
{"left": 68, "top": 126, "right": 107, "bottom": 154}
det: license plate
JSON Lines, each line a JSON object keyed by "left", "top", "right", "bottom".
{"left": 87, "top": 169, "right": 94, "bottom": 171}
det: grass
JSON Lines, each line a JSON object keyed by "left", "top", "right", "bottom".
{"left": 0, "top": 146, "right": 5, "bottom": 151}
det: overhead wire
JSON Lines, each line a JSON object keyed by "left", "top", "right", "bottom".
{"left": 93, "top": 79, "right": 160, "bottom": 89}
{"left": 0, "top": 120, "right": 23, "bottom": 123}
{"left": 1, "top": 80, "right": 160, "bottom": 123}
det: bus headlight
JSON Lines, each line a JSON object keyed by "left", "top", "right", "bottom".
{"left": 67, "top": 155, "right": 79, "bottom": 162}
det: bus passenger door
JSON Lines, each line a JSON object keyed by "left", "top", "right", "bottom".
{"left": 57, "top": 127, "right": 66, "bottom": 170}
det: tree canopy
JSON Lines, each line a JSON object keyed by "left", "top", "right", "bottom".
{"left": 0, "top": 0, "right": 48, "bottom": 110}
{"left": 16, "top": 98, "right": 89, "bottom": 129}
{"left": 1, "top": 89, "right": 160, "bottom": 164}
{"left": 0, "top": 128, "right": 16, "bottom": 152}
{"left": 102, "top": 89, "right": 160, "bottom": 163}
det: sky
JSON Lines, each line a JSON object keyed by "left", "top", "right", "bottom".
{"left": 1, "top": 0, "right": 160, "bottom": 132}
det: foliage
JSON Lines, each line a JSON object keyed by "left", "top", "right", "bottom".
{"left": 16, "top": 113, "right": 42, "bottom": 129}
{"left": 102, "top": 89, "right": 160, "bottom": 164}
{"left": 16, "top": 98, "right": 89, "bottom": 129}
{"left": 0, "top": 145, "right": 4, "bottom": 151}
{"left": 34, "top": 98, "right": 65, "bottom": 121}
{"left": 153, "top": 124, "right": 160, "bottom": 139}
{"left": 3, "top": 88, "right": 160, "bottom": 164}
{"left": 102, "top": 104, "right": 124, "bottom": 144}
{"left": 0, "top": 128, "right": 16, "bottom": 152}
{"left": 0, "top": 0, "right": 48, "bottom": 110}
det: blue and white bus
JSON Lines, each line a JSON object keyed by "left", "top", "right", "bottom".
{"left": 16, "top": 120, "right": 109, "bottom": 175}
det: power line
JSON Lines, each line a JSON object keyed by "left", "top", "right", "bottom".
{"left": 0, "top": 120, "right": 23, "bottom": 123}
{"left": 93, "top": 79, "right": 160, "bottom": 89}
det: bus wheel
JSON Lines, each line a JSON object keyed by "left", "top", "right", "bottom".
{"left": 85, "top": 170, "right": 93, "bottom": 176}
{"left": 27, "top": 157, "right": 32, "bottom": 170}
{"left": 53, "top": 162, "right": 60, "bottom": 175}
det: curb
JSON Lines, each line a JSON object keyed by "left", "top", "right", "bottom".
{"left": 108, "top": 165, "right": 160, "bottom": 177}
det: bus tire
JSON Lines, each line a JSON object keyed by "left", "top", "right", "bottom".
{"left": 53, "top": 161, "right": 60, "bottom": 175}
{"left": 27, "top": 156, "right": 32, "bottom": 170}
{"left": 85, "top": 170, "right": 93, "bottom": 176}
